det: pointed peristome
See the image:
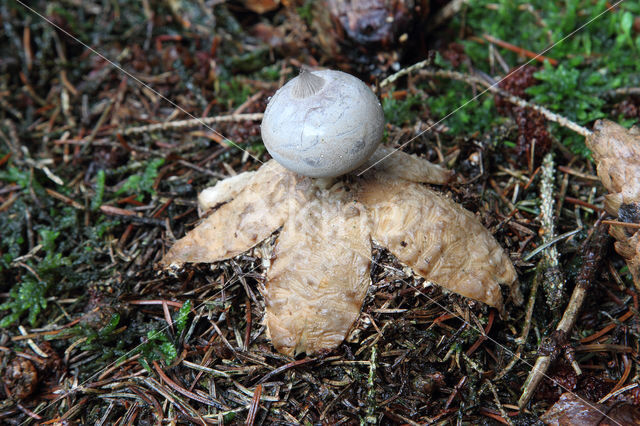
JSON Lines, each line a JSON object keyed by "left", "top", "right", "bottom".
{"left": 291, "top": 69, "right": 326, "bottom": 99}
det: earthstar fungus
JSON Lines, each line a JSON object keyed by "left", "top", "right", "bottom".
{"left": 161, "top": 69, "right": 518, "bottom": 356}
{"left": 586, "top": 120, "right": 640, "bottom": 289}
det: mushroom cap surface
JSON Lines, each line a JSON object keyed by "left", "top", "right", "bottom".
{"left": 261, "top": 69, "right": 384, "bottom": 178}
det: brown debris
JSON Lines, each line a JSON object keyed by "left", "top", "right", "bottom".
{"left": 161, "top": 146, "right": 518, "bottom": 354}
{"left": 612, "top": 98, "right": 640, "bottom": 120}
{"left": 4, "top": 357, "right": 38, "bottom": 400}
{"left": 513, "top": 107, "right": 552, "bottom": 168}
{"left": 495, "top": 66, "right": 551, "bottom": 167}
{"left": 496, "top": 66, "right": 539, "bottom": 113}
{"left": 439, "top": 42, "right": 468, "bottom": 69}
{"left": 586, "top": 119, "right": 640, "bottom": 288}
{"left": 541, "top": 392, "right": 640, "bottom": 426}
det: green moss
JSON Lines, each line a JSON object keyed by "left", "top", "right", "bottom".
{"left": 0, "top": 166, "right": 31, "bottom": 189}
{"left": 0, "top": 278, "right": 48, "bottom": 327}
{"left": 446, "top": 0, "right": 640, "bottom": 154}
{"left": 0, "top": 154, "right": 121, "bottom": 327}
{"left": 91, "top": 169, "right": 106, "bottom": 211}
{"left": 383, "top": 94, "right": 423, "bottom": 126}
{"left": 137, "top": 329, "right": 179, "bottom": 368}
{"left": 297, "top": 1, "right": 314, "bottom": 26}
{"left": 175, "top": 300, "right": 192, "bottom": 334}
{"left": 116, "top": 158, "right": 164, "bottom": 201}
{"left": 0, "top": 228, "right": 70, "bottom": 326}
{"left": 427, "top": 83, "right": 501, "bottom": 136}
{"left": 525, "top": 61, "right": 607, "bottom": 156}
{"left": 216, "top": 79, "right": 252, "bottom": 108}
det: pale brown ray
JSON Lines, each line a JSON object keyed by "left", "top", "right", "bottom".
{"left": 161, "top": 161, "right": 308, "bottom": 267}
{"left": 264, "top": 182, "right": 372, "bottom": 356}
{"left": 358, "top": 176, "right": 518, "bottom": 309}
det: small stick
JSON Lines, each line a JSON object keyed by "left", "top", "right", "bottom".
{"left": 522, "top": 228, "right": 581, "bottom": 262}
{"left": 601, "top": 87, "right": 640, "bottom": 98}
{"left": 602, "top": 220, "right": 640, "bottom": 229}
{"left": 122, "top": 112, "right": 264, "bottom": 136}
{"left": 81, "top": 98, "right": 113, "bottom": 155}
{"left": 539, "top": 153, "right": 565, "bottom": 311}
{"left": 564, "top": 196, "right": 603, "bottom": 212}
{"left": 483, "top": 34, "right": 558, "bottom": 66}
{"left": 152, "top": 361, "right": 226, "bottom": 409}
{"left": 257, "top": 357, "right": 315, "bottom": 385}
{"left": 416, "top": 69, "right": 592, "bottom": 137}
{"left": 45, "top": 188, "right": 84, "bottom": 210}
{"left": 518, "top": 223, "right": 609, "bottom": 409}
{"left": 579, "top": 310, "right": 634, "bottom": 343}
{"left": 99, "top": 205, "right": 165, "bottom": 226}
{"left": 365, "top": 346, "right": 378, "bottom": 424}
{"left": 379, "top": 57, "right": 434, "bottom": 89}
{"left": 485, "top": 380, "right": 514, "bottom": 426}
{"left": 244, "top": 298, "right": 252, "bottom": 351}
{"left": 246, "top": 384, "right": 262, "bottom": 426}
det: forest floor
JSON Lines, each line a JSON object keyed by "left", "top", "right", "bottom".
{"left": 1, "top": 0, "right": 639, "bottom": 424}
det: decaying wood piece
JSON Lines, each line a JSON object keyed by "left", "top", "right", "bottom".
{"left": 265, "top": 183, "right": 372, "bottom": 356}
{"left": 160, "top": 146, "right": 519, "bottom": 355}
{"left": 358, "top": 175, "right": 518, "bottom": 309}
{"left": 586, "top": 120, "right": 640, "bottom": 288}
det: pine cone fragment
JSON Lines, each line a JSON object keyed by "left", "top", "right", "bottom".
{"left": 586, "top": 119, "right": 640, "bottom": 288}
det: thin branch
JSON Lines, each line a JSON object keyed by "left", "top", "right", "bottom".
{"left": 379, "top": 58, "right": 434, "bottom": 89}
{"left": 122, "top": 112, "right": 264, "bottom": 136}
{"left": 518, "top": 223, "right": 609, "bottom": 409}
{"left": 416, "top": 68, "right": 592, "bottom": 137}
{"left": 540, "top": 153, "right": 565, "bottom": 311}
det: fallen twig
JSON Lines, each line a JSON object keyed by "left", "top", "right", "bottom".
{"left": 122, "top": 113, "right": 264, "bottom": 136}
{"left": 518, "top": 223, "right": 609, "bottom": 409}
{"left": 483, "top": 34, "right": 558, "bottom": 66}
{"left": 416, "top": 68, "right": 592, "bottom": 137}
{"left": 379, "top": 58, "right": 434, "bottom": 89}
{"left": 539, "top": 153, "right": 565, "bottom": 311}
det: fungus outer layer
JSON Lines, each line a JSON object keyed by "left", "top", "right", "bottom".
{"left": 358, "top": 175, "right": 517, "bottom": 309}
{"left": 264, "top": 182, "right": 372, "bottom": 356}
{"left": 160, "top": 147, "right": 518, "bottom": 355}
{"left": 586, "top": 119, "right": 640, "bottom": 288}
